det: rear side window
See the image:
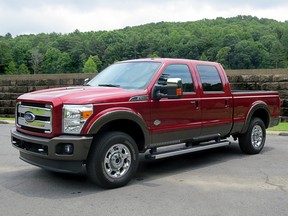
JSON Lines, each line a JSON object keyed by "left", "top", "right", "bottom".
{"left": 197, "top": 65, "right": 223, "bottom": 92}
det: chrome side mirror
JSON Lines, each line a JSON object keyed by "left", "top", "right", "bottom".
{"left": 153, "top": 78, "right": 183, "bottom": 100}
{"left": 83, "top": 78, "right": 90, "bottom": 86}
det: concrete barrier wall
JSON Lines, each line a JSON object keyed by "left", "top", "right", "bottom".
{"left": 0, "top": 70, "right": 287, "bottom": 118}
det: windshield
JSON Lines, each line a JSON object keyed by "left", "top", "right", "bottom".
{"left": 87, "top": 61, "right": 162, "bottom": 89}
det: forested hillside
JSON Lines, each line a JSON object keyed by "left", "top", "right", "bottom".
{"left": 1, "top": 15, "right": 288, "bottom": 75}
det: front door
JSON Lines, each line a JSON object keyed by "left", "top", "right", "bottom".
{"left": 150, "top": 64, "right": 201, "bottom": 146}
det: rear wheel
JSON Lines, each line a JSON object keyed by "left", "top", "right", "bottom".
{"left": 239, "top": 118, "right": 266, "bottom": 154}
{"left": 87, "top": 132, "right": 139, "bottom": 189}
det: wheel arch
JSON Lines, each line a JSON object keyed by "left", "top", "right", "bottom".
{"left": 87, "top": 109, "right": 149, "bottom": 152}
{"left": 241, "top": 101, "right": 270, "bottom": 134}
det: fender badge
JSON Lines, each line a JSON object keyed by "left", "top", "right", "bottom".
{"left": 154, "top": 120, "right": 161, "bottom": 126}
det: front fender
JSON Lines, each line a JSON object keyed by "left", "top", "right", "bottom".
{"left": 85, "top": 107, "right": 150, "bottom": 146}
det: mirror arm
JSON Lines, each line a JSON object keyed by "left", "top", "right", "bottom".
{"left": 153, "top": 86, "right": 165, "bottom": 100}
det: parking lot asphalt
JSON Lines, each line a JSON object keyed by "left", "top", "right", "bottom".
{"left": 0, "top": 124, "right": 287, "bottom": 216}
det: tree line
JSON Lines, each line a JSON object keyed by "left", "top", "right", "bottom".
{"left": 1, "top": 15, "right": 288, "bottom": 75}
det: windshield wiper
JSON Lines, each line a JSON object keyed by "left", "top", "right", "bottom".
{"left": 98, "top": 84, "right": 120, "bottom": 88}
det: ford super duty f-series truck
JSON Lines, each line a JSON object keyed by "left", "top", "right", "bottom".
{"left": 11, "top": 58, "right": 280, "bottom": 188}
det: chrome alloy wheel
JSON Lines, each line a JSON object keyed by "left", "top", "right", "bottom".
{"left": 104, "top": 144, "right": 132, "bottom": 179}
{"left": 251, "top": 125, "right": 263, "bottom": 148}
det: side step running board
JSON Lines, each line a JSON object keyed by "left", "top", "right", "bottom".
{"left": 145, "top": 140, "right": 230, "bottom": 160}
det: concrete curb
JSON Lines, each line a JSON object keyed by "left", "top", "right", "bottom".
{"left": 0, "top": 120, "right": 15, "bottom": 124}
{"left": 267, "top": 131, "right": 288, "bottom": 136}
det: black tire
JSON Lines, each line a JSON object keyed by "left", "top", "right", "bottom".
{"left": 87, "top": 131, "right": 139, "bottom": 189}
{"left": 239, "top": 117, "right": 266, "bottom": 154}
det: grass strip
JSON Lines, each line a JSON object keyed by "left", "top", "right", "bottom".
{"left": 268, "top": 122, "right": 288, "bottom": 131}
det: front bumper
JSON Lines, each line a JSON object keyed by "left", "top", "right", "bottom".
{"left": 11, "top": 127, "right": 93, "bottom": 173}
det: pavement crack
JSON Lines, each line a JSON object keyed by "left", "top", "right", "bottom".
{"left": 265, "top": 175, "right": 287, "bottom": 193}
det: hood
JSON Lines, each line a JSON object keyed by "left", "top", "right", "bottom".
{"left": 18, "top": 86, "right": 146, "bottom": 105}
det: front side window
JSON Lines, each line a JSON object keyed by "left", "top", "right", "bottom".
{"left": 197, "top": 65, "right": 223, "bottom": 92}
{"left": 88, "top": 61, "right": 162, "bottom": 90}
{"left": 157, "top": 64, "right": 194, "bottom": 92}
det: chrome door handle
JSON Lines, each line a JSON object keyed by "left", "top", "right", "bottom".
{"left": 191, "top": 100, "right": 199, "bottom": 110}
{"left": 225, "top": 99, "right": 229, "bottom": 108}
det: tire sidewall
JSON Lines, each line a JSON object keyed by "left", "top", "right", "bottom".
{"left": 101, "top": 133, "right": 138, "bottom": 183}
{"left": 87, "top": 132, "right": 139, "bottom": 188}
{"left": 239, "top": 118, "right": 266, "bottom": 154}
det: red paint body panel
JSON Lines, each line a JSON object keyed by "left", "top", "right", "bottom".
{"left": 13, "top": 58, "right": 280, "bottom": 145}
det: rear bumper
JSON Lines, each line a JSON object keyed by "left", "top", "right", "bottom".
{"left": 11, "top": 127, "right": 93, "bottom": 173}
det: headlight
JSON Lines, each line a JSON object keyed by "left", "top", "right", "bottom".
{"left": 63, "top": 104, "right": 93, "bottom": 134}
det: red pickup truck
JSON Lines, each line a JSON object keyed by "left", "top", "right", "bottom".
{"left": 11, "top": 58, "right": 280, "bottom": 188}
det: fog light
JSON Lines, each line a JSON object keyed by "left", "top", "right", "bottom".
{"left": 56, "top": 143, "right": 74, "bottom": 155}
{"left": 64, "top": 144, "right": 74, "bottom": 154}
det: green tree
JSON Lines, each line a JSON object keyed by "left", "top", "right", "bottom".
{"left": 41, "top": 48, "right": 71, "bottom": 73}
{"left": 0, "top": 42, "right": 13, "bottom": 74}
{"left": 200, "top": 53, "right": 208, "bottom": 61}
{"left": 280, "top": 29, "right": 288, "bottom": 54}
{"left": 82, "top": 56, "right": 97, "bottom": 73}
{"left": 18, "top": 64, "right": 30, "bottom": 74}
{"left": 270, "top": 41, "right": 286, "bottom": 68}
{"left": 216, "top": 47, "right": 231, "bottom": 69}
{"left": 5, "top": 61, "right": 17, "bottom": 74}
{"left": 91, "top": 55, "right": 102, "bottom": 70}
{"left": 5, "top": 32, "right": 12, "bottom": 39}
{"left": 223, "top": 33, "right": 241, "bottom": 48}
{"left": 1, "top": 16, "right": 288, "bottom": 72}
{"left": 12, "top": 37, "right": 32, "bottom": 66}
{"left": 230, "top": 40, "right": 267, "bottom": 69}
{"left": 148, "top": 53, "right": 160, "bottom": 58}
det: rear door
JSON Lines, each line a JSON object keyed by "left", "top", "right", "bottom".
{"left": 150, "top": 64, "right": 201, "bottom": 145}
{"left": 196, "top": 64, "right": 233, "bottom": 137}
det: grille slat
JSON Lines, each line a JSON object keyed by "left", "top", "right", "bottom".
{"left": 17, "top": 103, "right": 53, "bottom": 134}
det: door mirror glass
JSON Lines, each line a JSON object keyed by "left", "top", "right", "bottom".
{"left": 153, "top": 78, "right": 183, "bottom": 100}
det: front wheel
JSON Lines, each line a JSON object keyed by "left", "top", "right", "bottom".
{"left": 87, "top": 132, "right": 139, "bottom": 189}
{"left": 239, "top": 118, "right": 266, "bottom": 154}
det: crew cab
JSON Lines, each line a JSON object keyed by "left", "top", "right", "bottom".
{"left": 11, "top": 58, "right": 280, "bottom": 188}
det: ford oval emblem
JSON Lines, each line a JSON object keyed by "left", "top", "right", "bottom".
{"left": 24, "top": 112, "right": 36, "bottom": 122}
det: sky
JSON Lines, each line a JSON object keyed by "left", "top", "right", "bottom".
{"left": 1, "top": 0, "right": 288, "bottom": 36}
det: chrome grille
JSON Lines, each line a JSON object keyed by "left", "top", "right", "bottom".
{"left": 17, "top": 103, "right": 52, "bottom": 134}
